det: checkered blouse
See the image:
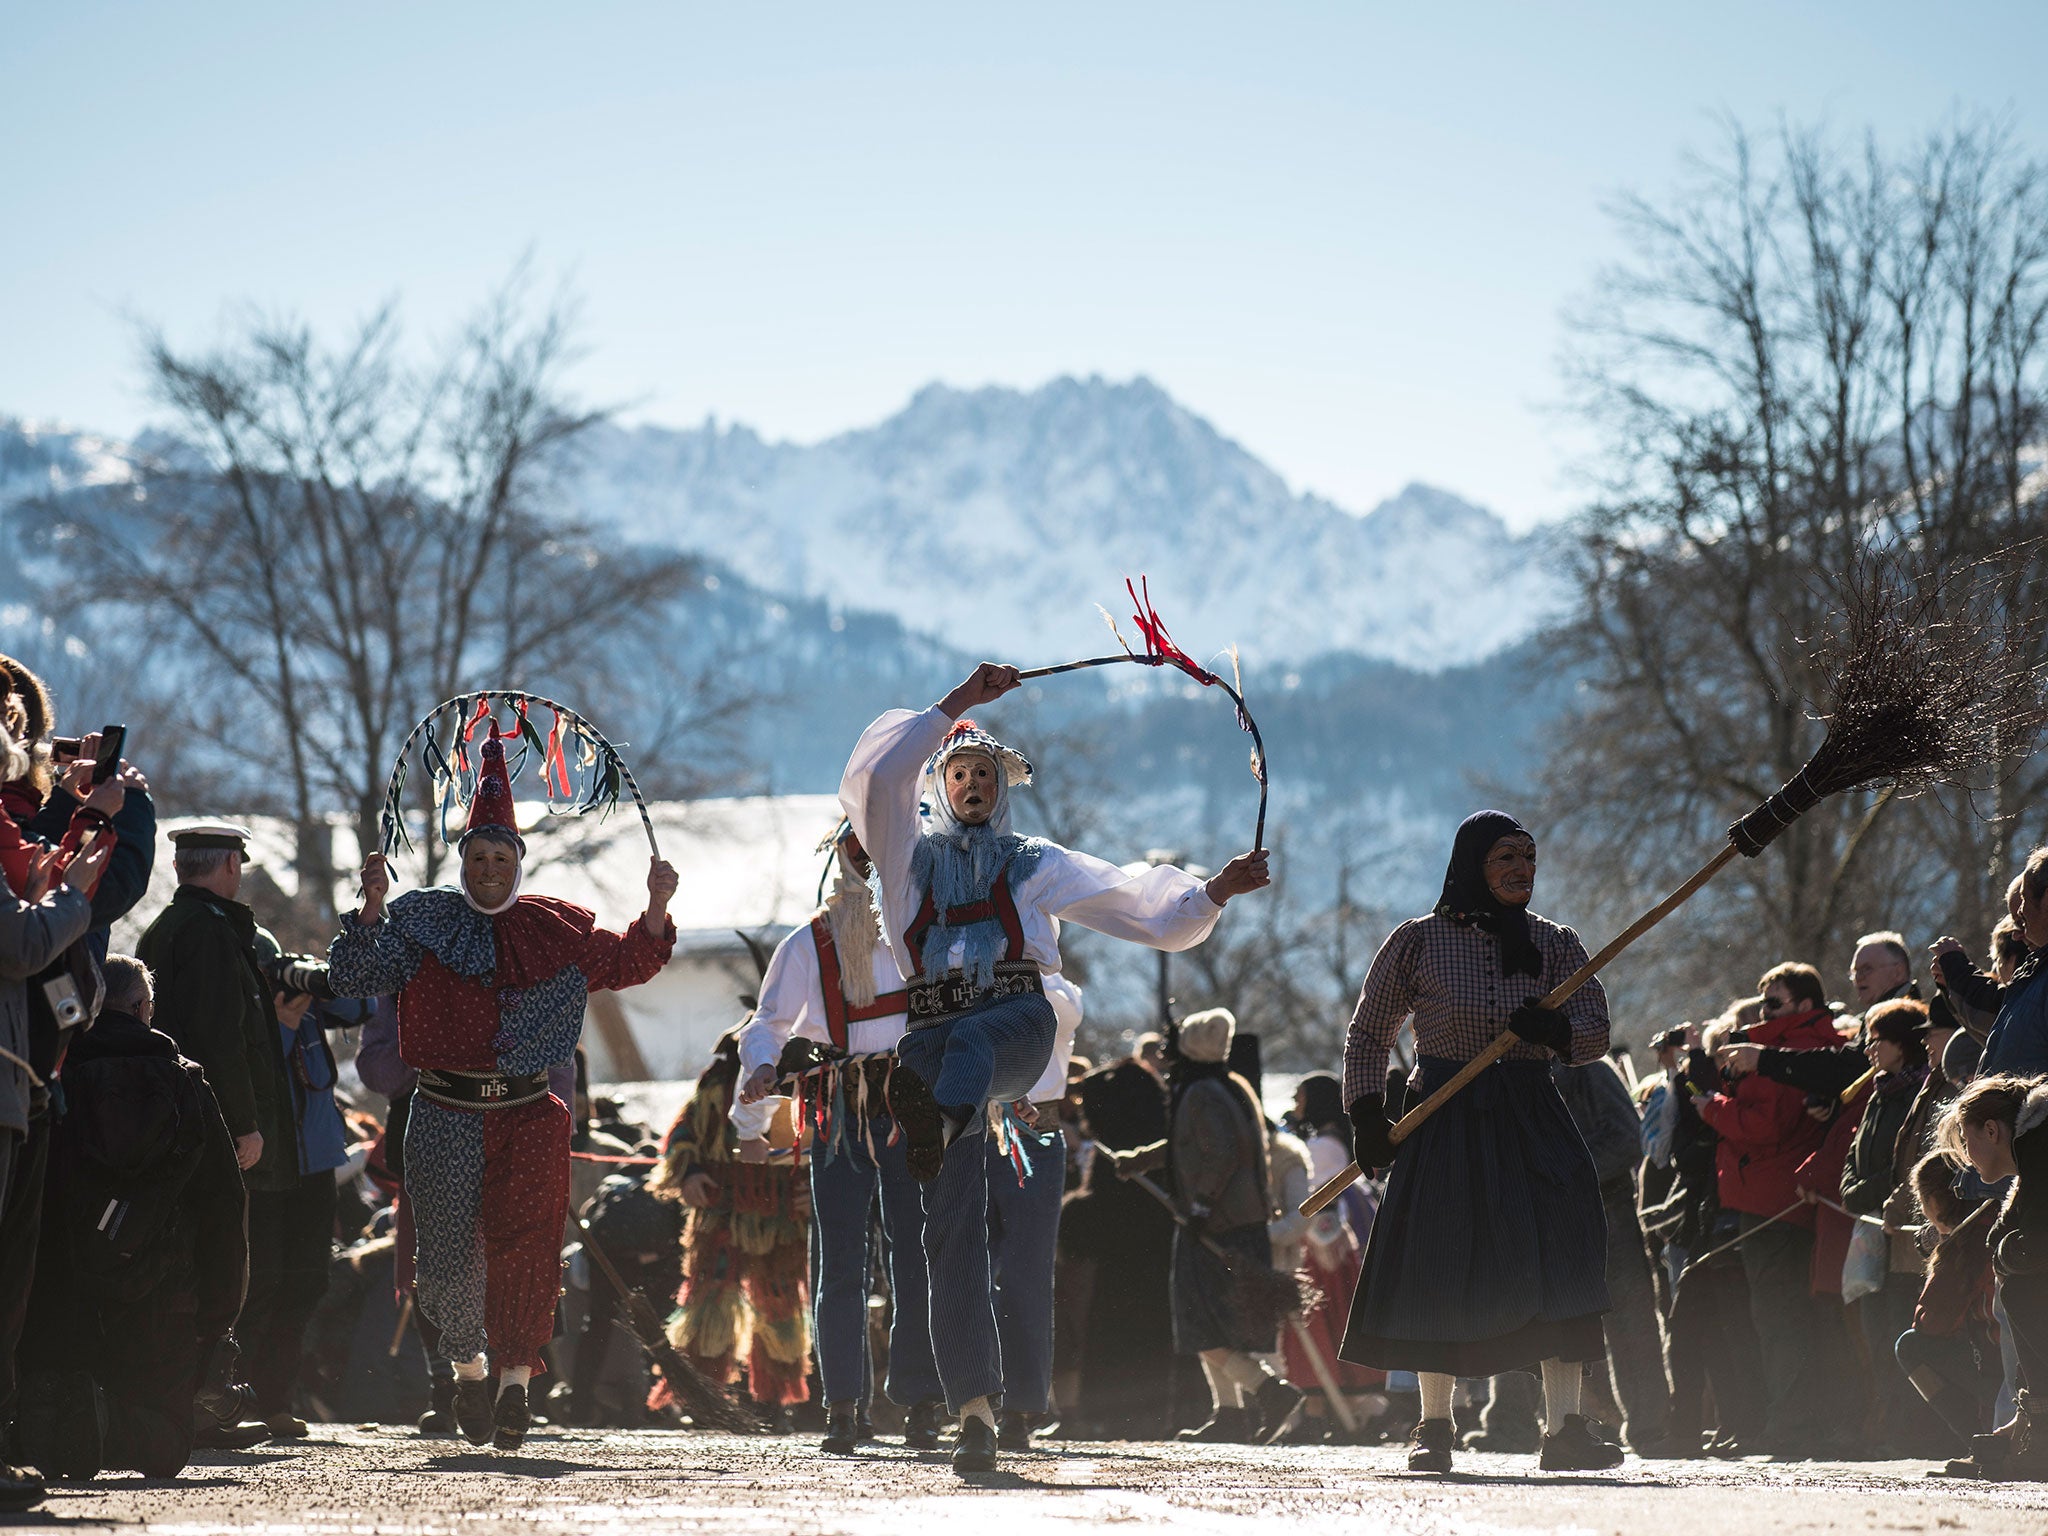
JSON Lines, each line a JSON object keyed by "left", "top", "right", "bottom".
{"left": 1341, "top": 911, "right": 1611, "bottom": 1108}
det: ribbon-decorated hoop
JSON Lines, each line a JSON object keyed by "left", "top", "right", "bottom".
{"left": 1019, "top": 579, "right": 1270, "bottom": 849}
{"left": 377, "top": 690, "right": 658, "bottom": 860}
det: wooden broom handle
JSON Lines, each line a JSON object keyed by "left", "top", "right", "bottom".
{"left": 1299, "top": 843, "right": 1741, "bottom": 1219}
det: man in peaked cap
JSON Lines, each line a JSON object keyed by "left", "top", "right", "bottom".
{"left": 138, "top": 823, "right": 295, "bottom": 1190}
{"left": 328, "top": 725, "right": 678, "bottom": 1450}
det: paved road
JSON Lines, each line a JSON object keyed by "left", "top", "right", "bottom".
{"left": 25, "top": 1427, "right": 2048, "bottom": 1535}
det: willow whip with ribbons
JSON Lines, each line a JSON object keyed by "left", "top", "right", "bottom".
{"left": 1017, "top": 577, "right": 1269, "bottom": 850}
{"left": 1303, "top": 549, "right": 2048, "bottom": 1218}
{"left": 376, "top": 689, "right": 660, "bottom": 860}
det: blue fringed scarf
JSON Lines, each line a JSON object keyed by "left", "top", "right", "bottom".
{"left": 908, "top": 822, "right": 1046, "bottom": 989}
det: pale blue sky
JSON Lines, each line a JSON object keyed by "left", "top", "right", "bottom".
{"left": 5, "top": 3, "right": 2044, "bottom": 527}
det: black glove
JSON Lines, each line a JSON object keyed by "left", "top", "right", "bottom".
{"left": 1348, "top": 1094, "right": 1398, "bottom": 1171}
{"left": 1508, "top": 998, "right": 1572, "bottom": 1055}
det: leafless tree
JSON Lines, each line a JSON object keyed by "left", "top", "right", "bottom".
{"left": 17, "top": 275, "right": 720, "bottom": 917}
{"left": 1542, "top": 117, "right": 2048, "bottom": 1030}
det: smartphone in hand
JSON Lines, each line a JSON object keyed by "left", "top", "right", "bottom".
{"left": 91, "top": 724, "right": 126, "bottom": 785}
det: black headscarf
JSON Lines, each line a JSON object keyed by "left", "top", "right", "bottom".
{"left": 1435, "top": 809, "right": 1543, "bottom": 981}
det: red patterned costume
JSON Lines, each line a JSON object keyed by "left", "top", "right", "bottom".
{"left": 330, "top": 732, "right": 674, "bottom": 1375}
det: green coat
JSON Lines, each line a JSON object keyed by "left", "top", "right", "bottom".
{"left": 135, "top": 884, "right": 297, "bottom": 1192}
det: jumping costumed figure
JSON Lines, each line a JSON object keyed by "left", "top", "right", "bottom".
{"left": 328, "top": 724, "right": 677, "bottom": 1450}
{"left": 1339, "top": 810, "right": 1621, "bottom": 1474}
{"left": 652, "top": 1031, "right": 811, "bottom": 1415}
{"left": 840, "top": 661, "right": 1270, "bottom": 1472}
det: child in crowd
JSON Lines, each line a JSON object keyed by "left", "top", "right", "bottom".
{"left": 1893, "top": 1151, "right": 1999, "bottom": 1453}
{"left": 1936, "top": 1075, "right": 2048, "bottom": 1479}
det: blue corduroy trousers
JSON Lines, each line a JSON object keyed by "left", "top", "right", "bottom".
{"left": 987, "top": 1123, "right": 1066, "bottom": 1415}
{"left": 810, "top": 1120, "right": 943, "bottom": 1408}
{"left": 897, "top": 991, "right": 1058, "bottom": 1411}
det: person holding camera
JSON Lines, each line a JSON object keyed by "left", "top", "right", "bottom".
{"left": 1695, "top": 962, "right": 1841, "bottom": 1458}
{"left": 240, "top": 931, "right": 372, "bottom": 1438}
{"left": 0, "top": 719, "right": 107, "bottom": 1512}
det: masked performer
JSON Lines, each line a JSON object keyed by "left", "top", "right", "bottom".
{"left": 1339, "top": 810, "right": 1619, "bottom": 1474}
{"left": 329, "top": 728, "right": 677, "bottom": 1449}
{"left": 655, "top": 1034, "right": 811, "bottom": 1421}
{"left": 728, "top": 824, "right": 942, "bottom": 1453}
{"left": 840, "top": 662, "right": 1269, "bottom": 1471}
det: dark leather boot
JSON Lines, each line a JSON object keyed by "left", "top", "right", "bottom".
{"left": 820, "top": 1403, "right": 860, "bottom": 1456}
{"left": 1538, "top": 1413, "right": 1626, "bottom": 1471}
{"left": 888, "top": 1066, "right": 946, "bottom": 1182}
{"left": 1252, "top": 1376, "right": 1306, "bottom": 1445}
{"left": 453, "top": 1379, "right": 495, "bottom": 1446}
{"left": 1408, "top": 1417, "right": 1455, "bottom": 1473}
{"left": 492, "top": 1384, "right": 531, "bottom": 1452}
{"left": 952, "top": 1415, "right": 998, "bottom": 1474}
{"left": 903, "top": 1398, "right": 945, "bottom": 1450}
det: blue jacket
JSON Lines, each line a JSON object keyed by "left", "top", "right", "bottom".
{"left": 1980, "top": 965, "right": 2048, "bottom": 1080}
{"left": 278, "top": 1008, "right": 351, "bottom": 1176}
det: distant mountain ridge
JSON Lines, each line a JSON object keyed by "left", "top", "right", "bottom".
{"left": 566, "top": 376, "right": 1564, "bottom": 670}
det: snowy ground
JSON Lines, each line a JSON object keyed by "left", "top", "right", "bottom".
{"left": 27, "top": 1426, "right": 2048, "bottom": 1536}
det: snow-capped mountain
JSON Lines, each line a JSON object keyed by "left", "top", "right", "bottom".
{"left": 0, "top": 419, "right": 135, "bottom": 510}
{"left": 567, "top": 377, "right": 1563, "bottom": 671}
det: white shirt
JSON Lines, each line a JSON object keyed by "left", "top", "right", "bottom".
{"left": 1024, "top": 971, "right": 1084, "bottom": 1104}
{"left": 728, "top": 920, "right": 910, "bottom": 1140}
{"left": 839, "top": 705, "right": 1226, "bottom": 983}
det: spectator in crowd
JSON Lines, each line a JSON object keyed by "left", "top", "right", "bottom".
{"left": 1555, "top": 1054, "right": 1677, "bottom": 1455}
{"left": 134, "top": 826, "right": 302, "bottom": 1438}
{"left": 1852, "top": 931, "right": 1919, "bottom": 1010}
{"left": 1276, "top": 1073, "right": 1379, "bottom": 1444}
{"left": 1937, "top": 1073, "right": 2048, "bottom": 1480}
{"left": 1651, "top": 1019, "right": 1766, "bottom": 1454}
{"left": 1839, "top": 998, "right": 1948, "bottom": 1454}
{"left": 0, "top": 662, "right": 157, "bottom": 967}
{"left": 1695, "top": 962, "right": 1838, "bottom": 1458}
{"left": 1973, "top": 850, "right": 2048, "bottom": 1081}
{"left": 1894, "top": 1151, "right": 1999, "bottom": 1454}
{"left": 0, "top": 726, "right": 100, "bottom": 1513}
{"left": 239, "top": 933, "right": 370, "bottom": 1438}
{"left": 136, "top": 824, "right": 296, "bottom": 1188}
{"left": 1110, "top": 1008, "right": 1302, "bottom": 1446}
{"left": 14, "top": 956, "right": 251, "bottom": 1479}
{"left": 0, "top": 691, "right": 141, "bottom": 1479}
{"left": 1058, "top": 1059, "right": 1177, "bottom": 1438}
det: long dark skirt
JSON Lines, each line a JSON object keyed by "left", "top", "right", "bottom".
{"left": 1340, "top": 1056, "right": 1608, "bottom": 1377}
{"left": 1172, "top": 1223, "right": 1277, "bottom": 1356}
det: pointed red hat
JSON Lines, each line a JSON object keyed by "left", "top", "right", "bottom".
{"left": 461, "top": 726, "right": 525, "bottom": 851}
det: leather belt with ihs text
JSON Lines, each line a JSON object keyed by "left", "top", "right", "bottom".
{"left": 416, "top": 1067, "right": 552, "bottom": 1110}
{"left": 905, "top": 961, "right": 1043, "bottom": 1031}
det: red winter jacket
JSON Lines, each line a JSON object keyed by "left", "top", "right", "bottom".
{"left": 1697, "top": 1007, "right": 1841, "bottom": 1224}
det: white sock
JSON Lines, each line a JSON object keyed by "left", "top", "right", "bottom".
{"left": 1418, "top": 1371, "right": 1454, "bottom": 1423}
{"left": 499, "top": 1365, "right": 532, "bottom": 1397}
{"left": 1220, "top": 1352, "right": 1272, "bottom": 1396}
{"left": 960, "top": 1395, "right": 997, "bottom": 1430}
{"left": 1200, "top": 1353, "right": 1241, "bottom": 1411}
{"left": 1541, "top": 1358, "right": 1581, "bottom": 1433}
{"left": 453, "top": 1354, "right": 488, "bottom": 1382}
